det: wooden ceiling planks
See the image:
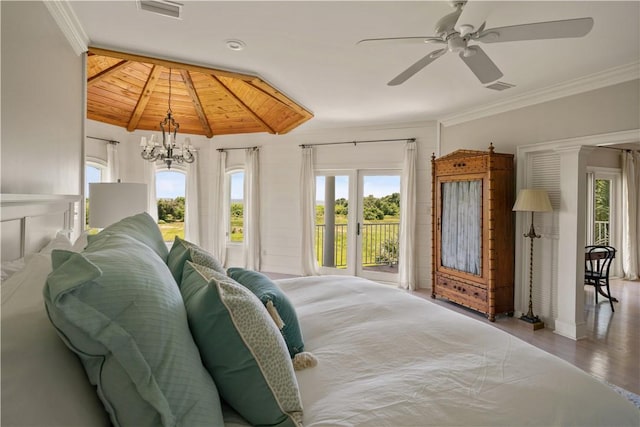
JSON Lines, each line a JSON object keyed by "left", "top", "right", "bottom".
{"left": 86, "top": 47, "right": 313, "bottom": 137}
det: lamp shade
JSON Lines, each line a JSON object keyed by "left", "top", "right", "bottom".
{"left": 512, "top": 189, "right": 553, "bottom": 212}
{"left": 89, "top": 183, "right": 148, "bottom": 228}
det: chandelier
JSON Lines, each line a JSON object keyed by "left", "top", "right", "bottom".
{"left": 140, "top": 68, "right": 195, "bottom": 169}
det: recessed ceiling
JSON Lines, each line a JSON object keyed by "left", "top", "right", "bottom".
{"left": 70, "top": 1, "right": 640, "bottom": 131}
{"left": 86, "top": 47, "right": 313, "bottom": 137}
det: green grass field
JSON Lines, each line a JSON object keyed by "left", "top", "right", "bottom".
{"left": 158, "top": 221, "right": 185, "bottom": 242}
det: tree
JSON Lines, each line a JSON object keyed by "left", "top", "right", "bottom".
{"left": 157, "top": 197, "right": 185, "bottom": 223}
{"left": 230, "top": 202, "right": 244, "bottom": 219}
{"left": 595, "top": 179, "right": 610, "bottom": 221}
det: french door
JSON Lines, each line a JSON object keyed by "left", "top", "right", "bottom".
{"left": 315, "top": 170, "right": 401, "bottom": 284}
{"left": 586, "top": 168, "right": 621, "bottom": 275}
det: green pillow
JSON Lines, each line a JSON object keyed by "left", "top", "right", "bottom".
{"left": 181, "top": 261, "right": 303, "bottom": 427}
{"left": 87, "top": 212, "right": 169, "bottom": 262}
{"left": 227, "top": 267, "right": 305, "bottom": 357}
{"left": 167, "top": 236, "right": 225, "bottom": 285}
{"left": 44, "top": 234, "right": 224, "bottom": 427}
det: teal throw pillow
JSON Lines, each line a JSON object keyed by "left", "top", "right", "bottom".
{"left": 167, "top": 236, "right": 225, "bottom": 284}
{"left": 43, "top": 234, "right": 224, "bottom": 427}
{"left": 87, "top": 212, "right": 169, "bottom": 262}
{"left": 181, "top": 262, "right": 303, "bottom": 427}
{"left": 227, "top": 267, "right": 305, "bottom": 357}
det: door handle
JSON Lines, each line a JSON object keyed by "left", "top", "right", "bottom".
{"left": 357, "top": 223, "right": 361, "bottom": 235}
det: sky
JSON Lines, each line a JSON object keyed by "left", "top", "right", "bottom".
{"left": 156, "top": 171, "right": 186, "bottom": 198}
{"left": 316, "top": 175, "right": 400, "bottom": 201}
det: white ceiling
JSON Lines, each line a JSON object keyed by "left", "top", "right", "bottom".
{"left": 70, "top": 1, "right": 640, "bottom": 132}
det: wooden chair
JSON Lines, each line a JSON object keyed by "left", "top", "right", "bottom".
{"left": 584, "top": 245, "right": 617, "bottom": 311}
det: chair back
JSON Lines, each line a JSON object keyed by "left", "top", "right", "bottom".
{"left": 585, "top": 245, "right": 616, "bottom": 279}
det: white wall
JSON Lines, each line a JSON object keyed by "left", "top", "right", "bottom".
{"left": 86, "top": 120, "right": 438, "bottom": 287}
{"left": 440, "top": 80, "right": 640, "bottom": 156}
{"left": 1, "top": 1, "right": 84, "bottom": 195}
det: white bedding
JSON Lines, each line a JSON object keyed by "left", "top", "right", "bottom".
{"left": 2, "top": 259, "right": 638, "bottom": 426}
{"left": 273, "top": 275, "right": 639, "bottom": 427}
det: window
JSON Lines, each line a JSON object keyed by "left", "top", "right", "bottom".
{"left": 586, "top": 169, "right": 620, "bottom": 247}
{"left": 314, "top": 170, "right": 401, "bottom": 281}
{"left": 228, "top": 170, "right": 244, "bottom": 243}
{"left": 156, "top": 170, "right": 186, "bottom": 243}
{"left": 85, "top": 161, "right": 105, "bottom": 231}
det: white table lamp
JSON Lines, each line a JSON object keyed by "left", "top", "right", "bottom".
{"left": 89, "top": 182, "right": 148, "bottom": 228}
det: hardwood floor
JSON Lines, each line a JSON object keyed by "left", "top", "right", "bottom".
{"left": 413, "top": 278, "right": 640, "bottom": 395}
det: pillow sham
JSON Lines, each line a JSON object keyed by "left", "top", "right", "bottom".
{"left": 167, "top": 236, "right": 225, "bottom": 284}
{"left": 44, "top": 234, "right": 223, "bottom": 427}
{"left": 227, "top": 267, "right": 305, "bottom": 358}
{"left": 86, "top": 212, "right": 169, "bottom": 262}
{"left": 181, "top": 261, "right": 303, "bottom": 427}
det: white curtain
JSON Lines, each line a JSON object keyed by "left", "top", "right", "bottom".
{"left": 300, "top": 146, "right": 319, "bottom": 275}
{"left": 105, "top": 142, "right": 119, "bottom": 182}
{"left": 143, "top": 160, "right": 158, "bottom": 221}
{"left": 441, "top": 180, "right": 482, "bottom": 275}
{"left": 621, "top": 150, "right": 639, "bottom": 280}
{"left": 398, "top": 140, "right": 417, "bottom": 290}
{"left": 214, "top": 150, "right": 228, "bottom": 266}
{"left": 185, "top": 154, "right": 200, "bottom": 244}
{"left": 244, "top": 148, "right": 261, "bottom": 270}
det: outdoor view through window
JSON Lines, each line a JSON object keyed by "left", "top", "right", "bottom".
{"left": 316, "top": 174, "right": 401, "bottom": 274}
{"left": 157, "top": 171, "right": 186, "bottom": 242}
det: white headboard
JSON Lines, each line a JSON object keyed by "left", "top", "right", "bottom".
{"left": 1, "top": 194, "right": 81, "bottom": 262}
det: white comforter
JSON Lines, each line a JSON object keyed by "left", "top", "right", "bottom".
{"left": 269, "top": 275, "right": 638, "bottom": 427}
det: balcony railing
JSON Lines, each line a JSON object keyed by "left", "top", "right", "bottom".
{"left": 315, "top": 222, "right": 399, "bottom": 268}
{"left": 594, "top": 220, "right": 610, "bottom": 245}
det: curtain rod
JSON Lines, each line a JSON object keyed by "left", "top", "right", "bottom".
{"left": 87, "top": 136, "right": 119, "bottom": 144}
{"left": 217, "top": 146, "right": 259, "bottom": 152}
{"left": 596, "top": 145, "right": 637, "bottom": 153}
{"left": 299, "top": 137, "right": 415, "bottom": 148}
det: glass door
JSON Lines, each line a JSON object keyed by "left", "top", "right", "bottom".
{"left": 314, "top": 170, "right": 402, "bottom": 284}
{"left": 315, "top": 172, "right": 355, "bottom": 275}
{"left": 356, "top": 172, "right": 401, "bottom": 283}
{"left": 586, "top": 168, "right": 621, "bottom": 275}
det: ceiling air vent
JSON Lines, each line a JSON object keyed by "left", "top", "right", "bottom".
{"left": 138, "top": 0, "right": 183, "bottom": 19}
{"left": 485, "top": 81, "right": 516, "bottom": 91}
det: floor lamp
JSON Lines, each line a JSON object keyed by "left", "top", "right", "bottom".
{"left": 513, "top": 189, "right": 553, "bottom": 330}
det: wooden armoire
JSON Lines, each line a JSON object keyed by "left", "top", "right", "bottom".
{"left": 431, "top": 144, "right": 514, "bottom": 321}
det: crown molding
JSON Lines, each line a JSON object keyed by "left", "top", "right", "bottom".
{"left": 44, "top": 0, "right": 88, "bottom": 56}
{"left": 517, "top": 129, "right": 640, "bottom": 155}
{"left": 440, "top": 61, "right": 640, "bottom": 127}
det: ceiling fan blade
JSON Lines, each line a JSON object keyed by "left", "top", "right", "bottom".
{"left": 357, "top": 36, "right": 445, "bottom": 45}
{"left": 459, "top": 46, "right": 503, "bottom": 84}
{"left": 455, "top": 0, "right": 496, "bottom": 36}
{"left": 477, "top": 17, "right": 594, "bottom": 43}
{"left": 388, "top": 48, "right": 447, "bottom": 86}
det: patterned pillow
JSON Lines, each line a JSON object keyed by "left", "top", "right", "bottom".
{"left": 227, "top": 267, "right": 305, "bottom": 358}
{"left": 87, "top": 212, "right": 169, "bottom": 262}
{"left": 43, "top": 234, "right": 224, "bottom": 426}
{"left": 167, "top": 236, "right": 225, "bottom": 285}
{"left": 180, "top": 261, "right": 303, "bottom": 427}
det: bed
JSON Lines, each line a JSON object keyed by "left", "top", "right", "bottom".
{"left": 2, "top": 194, "right": 638, "bottom": 427}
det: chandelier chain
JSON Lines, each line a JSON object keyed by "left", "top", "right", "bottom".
{"left": 140, "top": 66, "right": 195, "bottom": 169}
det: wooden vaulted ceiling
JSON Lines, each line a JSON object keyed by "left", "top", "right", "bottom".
{"left": 86, "top": 47, "right": 313, "bottom": 137}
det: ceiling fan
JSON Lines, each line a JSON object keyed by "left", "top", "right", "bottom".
{"left": 358, "top": 1, "right": 594, "bottom": 88}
